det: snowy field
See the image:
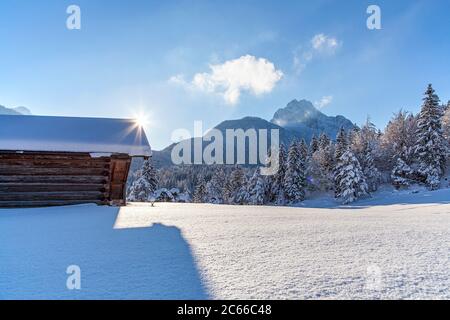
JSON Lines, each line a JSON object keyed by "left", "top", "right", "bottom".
{"left": 1, "top": 189, "right": 450, "bottom": 300}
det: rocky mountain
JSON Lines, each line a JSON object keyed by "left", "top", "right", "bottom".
{"left": 0, "top": 105, "right": 32, "bottom": 115}
{"left": 152, "top": 116, "right": 291, "bottom": 168}
{"left": 152, "top": 99, "right": 355, "bottom": 168}
{"left": 271, "top": 99, "right": 354, "bottom": 141}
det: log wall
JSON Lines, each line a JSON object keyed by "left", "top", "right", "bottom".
{"left": 0, "top": 152, "right": 131, "bottom": 208}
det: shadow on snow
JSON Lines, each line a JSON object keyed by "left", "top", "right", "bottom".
{"left": 0, "top": 205, "right": 209, "bottom": 300}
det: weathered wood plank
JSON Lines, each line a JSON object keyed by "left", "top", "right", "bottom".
{"left": 0, "top": 175, "right": 108, "bottom": 184}
{"left": 0, "top": 191, "right": 107, "bottom": 201}
{"left": 0, "top": 152, "right": 112, "bottom": 161}
{"left": 0, "top": 151, "right": 131, "bottom": 207}
{"left": 0, "top": 183, "right": 107, "bottom": 193}
{"left": 0, "top": 167, "right": 110, "bottom": 176}
{"left": 0, "top": 200, "right": 106, "bottom": 208}
{"left": 109, "top": 158, "right": 131, "bottom": 203}
{"left": 0, "top": 159, "right": 110, "bottom": 169}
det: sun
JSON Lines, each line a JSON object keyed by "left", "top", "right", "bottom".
{"left": 133, "top": 111, "right": 150, "bottom": 128}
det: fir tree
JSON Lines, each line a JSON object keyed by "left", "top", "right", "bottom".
{"left": 298, "top": 139, "right": 309, "bottom": 161}
{"left": 234, "top": 174, "right": 249, "bottom": 205}
{"left": 307, "top": 136, "right": 334, "bottom": 192}
{"left": 413, "top": 84, "right": 446, "bottom": 190}
{"left": 284, "top": 141, "right": 306, "bottom": 203}
{"left": 309, "top": 136, "right": 319, "bottom": 154}
{"left": 247, "top": 168, "right": 266, "bottom": 205}
{"left": 443, "top": 101, "right": 450, "bottom": 148}
{"left": 334, "top": 150, "right": 369, "bottom": 204}
{"left": 127, "top": 158, "right": 158, "bottom": 202}
{"left": 271, "top": 144, "right": 288, "bottom": 205}
{"left": 348, "top": 127, "right": 360, "bottom": 149}
{"left": 318, "top": 134, "right": 335, "bottom": 174}
{"left": 193, "top": 179, "right": 208, "bottom": 203}
{"left": 206, "top": 167, "right": 226, "bottom": 203}
{"left": 333, "top": 127, "right": 348, "bottom": 196}
{"left": 361, "top": 141, "right": 381, "bottom": 192}
{"left": 226, "top": 166, "right": 246, "bottom": 204}
{"left": 391, "top": 157, "right": 413, "bottom": 189}
{"left": 318, "top": 133, "right": 331, "bottom": 150}
{"left": 334, "top": 127, "right": 348, "bottom": 160}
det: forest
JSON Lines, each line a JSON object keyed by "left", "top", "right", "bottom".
{"left": 128, "top": 84, "right": 450, "bottom": 205}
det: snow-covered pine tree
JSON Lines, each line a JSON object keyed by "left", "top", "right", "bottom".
{"left": 362, "top": 141, "right": 381, "bottom": 192}
{"left": 334, "top": 127, "right": 348, "bottom": 160}
{"left": 193, "top": 179, "right": 208, "bottom": 203}
{"left": 347, "top": 126, "right": 360, "bottom": 148}
{"left": 127, "top": 158, "right": 158, "bottom": 202}
{"left": 381, "top": 110, "right": 417, "bottom": 170}
{"left": 284, "top": 141, "right": 306, "bottom": 203}
{"left": 309, "top": 136, "right": 319, "bottom": 154}
{"left": 263, "top": 145, "right": 288, "bottom": 204}
{"left": 298, "top": 140, "right": 308, "bottom": 192}
{"left": 298, "top": 139, "right": 312, "bottom": 190}
{"left": 333, "top": 127, "right": 348, "bottom": 197}
{"left": 413, "top": 84, "right": 446, "bottom": 190}
{"left": 307, "top": 135, "right": 334, "bottom": 192}
{"left": 247, "top": 168, "right": 266, "bottom": 205}
{"left": 334, "top": 150, "right": 369, "bottom": 204}
{"left": 271, "top": 144, "right": 288, "bottom": 205}
{"left": 318, "top": 133, "right": 331, "bottom": 151}
{"left": 206, "top": 167, "right": 226, "bottom": 203}
{"left": 262, "top": 149, "right": 276, "bottom": 203}
{"left": 298, "top": 139, "right": 309, "bottom": 162}
{"left": 391, "top": 157, "right": 413, "bottom": 189}
{"left": 351, "top": 118, "right": 376, "bottom": 159}
{"left": 318, "top": 134, "right": 334, "bottom": 173}
{"left": 233, "top": 174, "right": 250, "bottom": 205}
{"left": 443, "top": 101, "right": 450, "bottom": 149}
{"left": 222, "top": 180, "right": 233, "bottom": 204}
{"left": 225, "top": 166, "right": 246, "bottom": 204}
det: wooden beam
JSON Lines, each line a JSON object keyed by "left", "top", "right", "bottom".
{"left": 0, "top": 167, "right": 110, "bottom": 176}
{"left": 0, "top": 200, "right": 106, "bottom": 208}
{"left": 0, "top": 183, "right": 107, "bottom": 193}
{"left": 0, "top": 175, "right": 108, "bottom": 184}
{"left": 0, "top": 191, "right": 107, "bottom": 201}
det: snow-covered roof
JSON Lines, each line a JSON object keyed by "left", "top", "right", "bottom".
{"left": 0, "top": 115, "right": 152, "bottom": 157}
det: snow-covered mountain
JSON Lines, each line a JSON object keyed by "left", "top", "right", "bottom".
{"left": 271, "top": 99, "right": 354, "bottom": 141}
{"left": 152, "top": 99, "right": 355, "bottom": 167}
{"left": 215, "top": 116, "right": 296, "bottom": 145}
{"left": 0, "top": 105, "right": 32, "bottom": 115}
{"left": 12, "top": 106, "right": 32, "bottom": 115}
{"left": 152, "top": 116, "right": 292, "bottom": 168}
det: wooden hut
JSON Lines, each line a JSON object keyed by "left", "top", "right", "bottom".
{"left": 0, "top": 115, "right": 151, "bottom": 207}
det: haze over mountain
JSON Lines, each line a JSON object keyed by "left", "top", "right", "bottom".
{"left": 152, "top": 99, "right": 355, "bottom": 168}
{"left": 0, "top": 105, "right": 32, "bottom": 115}
{"left": 271, "top": 99, "right": 354, "bottom": 142}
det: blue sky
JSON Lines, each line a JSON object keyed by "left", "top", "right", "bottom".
{"left": 0, "top": 0, "right": 449, "bottom": 149}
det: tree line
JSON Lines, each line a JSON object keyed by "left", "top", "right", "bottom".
{"left": 128, "top": 84, "right": 450, "bottom": 205}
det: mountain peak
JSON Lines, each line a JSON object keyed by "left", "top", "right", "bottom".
{"left": 0, "top": 105, "right": 32, "bottom": 116}
{"left": 271, "top": 99, "right": 322, "bottom": 127}
{"left": 13, "top": 106, "right": 32, "bottom": 115}
{"left": 270, "top": 99, "right": 354, "bottom": 140}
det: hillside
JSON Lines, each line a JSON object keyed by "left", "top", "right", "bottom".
{"left": 152, "top": 99, "right": 354, "bottom": 168}
{"left": 0, "top": 105, "right": 31, "bottom": 115}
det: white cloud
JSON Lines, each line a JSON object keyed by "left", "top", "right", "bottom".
{"left": 170, "top": 55, "right": 283, "bottom": 105}
{"left": 293, "top": 34, "right": 341, "bottom": 74}
{"left": 315, "top": 96, "right": 333, "bottom": 109}
{"left": 311, "top": 34, "right": 340, "bottom": 54}
{"left": 168, "top": 74, "right": 187, "bottom": 85}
